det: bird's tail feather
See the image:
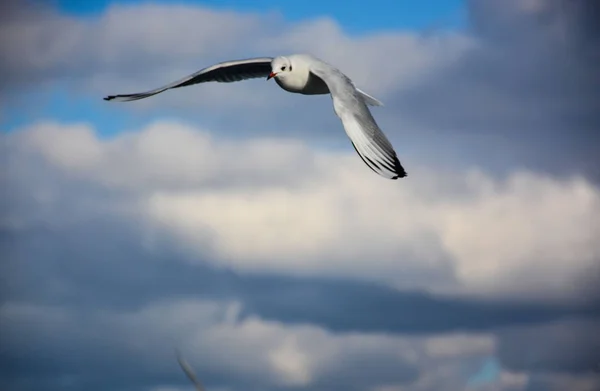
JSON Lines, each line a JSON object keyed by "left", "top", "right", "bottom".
{"left": 356, "top": 88, "right": 384, "bottom": 107}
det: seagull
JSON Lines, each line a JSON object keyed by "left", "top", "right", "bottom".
{"left": 104, "top": 54, "right": 407, "bottom": 179}
{"left": 175, "top": 349, "right": 205, "bottom": 391}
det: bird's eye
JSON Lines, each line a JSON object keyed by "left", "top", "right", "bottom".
{"left": 281, "top": 66, "right": 286, "bottom": 71}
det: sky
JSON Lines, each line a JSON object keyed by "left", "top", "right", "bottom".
{"left": 54, "top": 0, "right": 467, "bottom": 31}
{"left": 0, "top": 0, "right": 599, "bottom": 391}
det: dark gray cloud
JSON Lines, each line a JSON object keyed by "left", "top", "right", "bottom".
{"left": 0, "top": 211, "right": 598, "bottom": 391}
{"left": 1, "top": 221, "right": 426, "bottom": 390}
{"left": 4, "top": 220, "right": 597, "bottom": 332}
{"left": 497, "top": 318, "right": 600, "bottom": 374}
{"left": 525, "top": 373, "right": 600, "bottom": 391}
{"left": 384, "top": 0, "right": 600, "bottom": 180}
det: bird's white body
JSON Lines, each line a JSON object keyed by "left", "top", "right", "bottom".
{"left": 272, "top": 55, "right": 330, "bottom": 95}
{"left": 104, "top": 53, "right": 406, "bottom": 179}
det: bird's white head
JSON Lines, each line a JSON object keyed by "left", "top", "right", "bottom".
{"left": 267, "top": 56, "right": 293, "bottom": 81}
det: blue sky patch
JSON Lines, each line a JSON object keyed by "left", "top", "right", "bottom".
{"left": 55, "top": 0, "right": 467, "bottom": 34}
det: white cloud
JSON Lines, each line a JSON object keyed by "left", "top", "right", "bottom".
{"left": 0, "top": 1, "right": 473, "bottom": 114}
{"left": 425, "top": 333, "right": 495, "bottom": 358}
{"left": 4, "top": 120, "right": 599, "bottom": 304}
{"left": 9, "top": 120, "right": 317, "bottom": 189}
{"left": 0, "top": 3, "right": 267, "bottom": 76}
{"left": 259, "top": 17, "right": 476, "bottom": 95}
{"left": 498, "top": 371, "right": 529, "bottom": 390}
{"left": 438, "top": 171, "right": 600, "bottom": 301}
{"left": 266, "top": 334, "right": 312, "bottom": 386}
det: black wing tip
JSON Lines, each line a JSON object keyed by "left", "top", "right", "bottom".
{"left": 394, "top": 167, "right": 408, "bottom": 179}
{"left": 391, "top": 171, "right": 407, "bottom": 180}
{"left": 391, "top": 157, "right": 408, "bottom": 179}
{"left": 103, "top": 94, "right": 141, "bottom": 102}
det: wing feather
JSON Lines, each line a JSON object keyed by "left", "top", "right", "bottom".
{"left": 309, "top": 61, "right": 407, "bottom": 179}
{"left": 175, "top": 350, "right": 206, "bottom": 391}
{"left": 104, "top": 57, "right": 273, "bottom": 102}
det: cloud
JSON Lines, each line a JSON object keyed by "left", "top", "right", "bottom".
{"left": 6, "top": 120, "right": 599, "bottom": 304}
{"left": 4, "top": 298, "right": 496, "bottom": 391}
{"left": 0, "top": 2, "right": 267, "bottom": 87}
{"left": 468, "top": 0, "right": 600, "bottom": 46}
{"left": 0, "top": 211, "right": 592, "bottom": 339}
{"left": 0, "top": 0, "right": 475, "bottom": 151}
{"left": 3, "top": 0, "right": 597, "bottom": 182}
{"left": 497, "top": 318, "right": 600, "bottom": 374}
{"left": 425, "top": 334, "right": 495, "bottom": 358}
{"left": 2, "top": 1, "right": 599, "bottom": 391}
{"left": 0, "top": 1, "right": 472, "bottom": 105}
{"left": 13, "top": 295, "right": 586, "bottom": 391}
{"left": 2, "top": 117, "right": 599, "bottom": 390}
{"left": 380, "top": 0, "right": 600, "bottom": 181}
{"left": 525, "top": 372, "right": 600, "bottom": 391}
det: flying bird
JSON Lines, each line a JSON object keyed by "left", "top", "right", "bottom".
{"left": 104, "top": 54, "right": 407, "bottom": 179}
{"left": 175, "top": 350, "right": 206, "bottom": 391}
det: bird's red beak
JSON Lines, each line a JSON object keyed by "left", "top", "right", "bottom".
{"left": 267, "top": 72, "right": 277, "bottom": 80}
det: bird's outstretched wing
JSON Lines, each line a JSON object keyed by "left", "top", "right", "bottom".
{"left": 175, "top": 350, "right": 206, "bottom": 391}
{"left": 309, "top": 61, "right": 407, "bottom": 179}
{"left": 104, "top": 57, "right": 273, "bottom": 102}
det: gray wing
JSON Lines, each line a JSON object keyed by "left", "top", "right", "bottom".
{"left": 104, "top": 57, "right": 273, "bottom": 102}
{"left": 176, "top": 350, "right": 206, "bottom": 391}
{"left": 309, "top": 61, "right": 407, "bottom": 180}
